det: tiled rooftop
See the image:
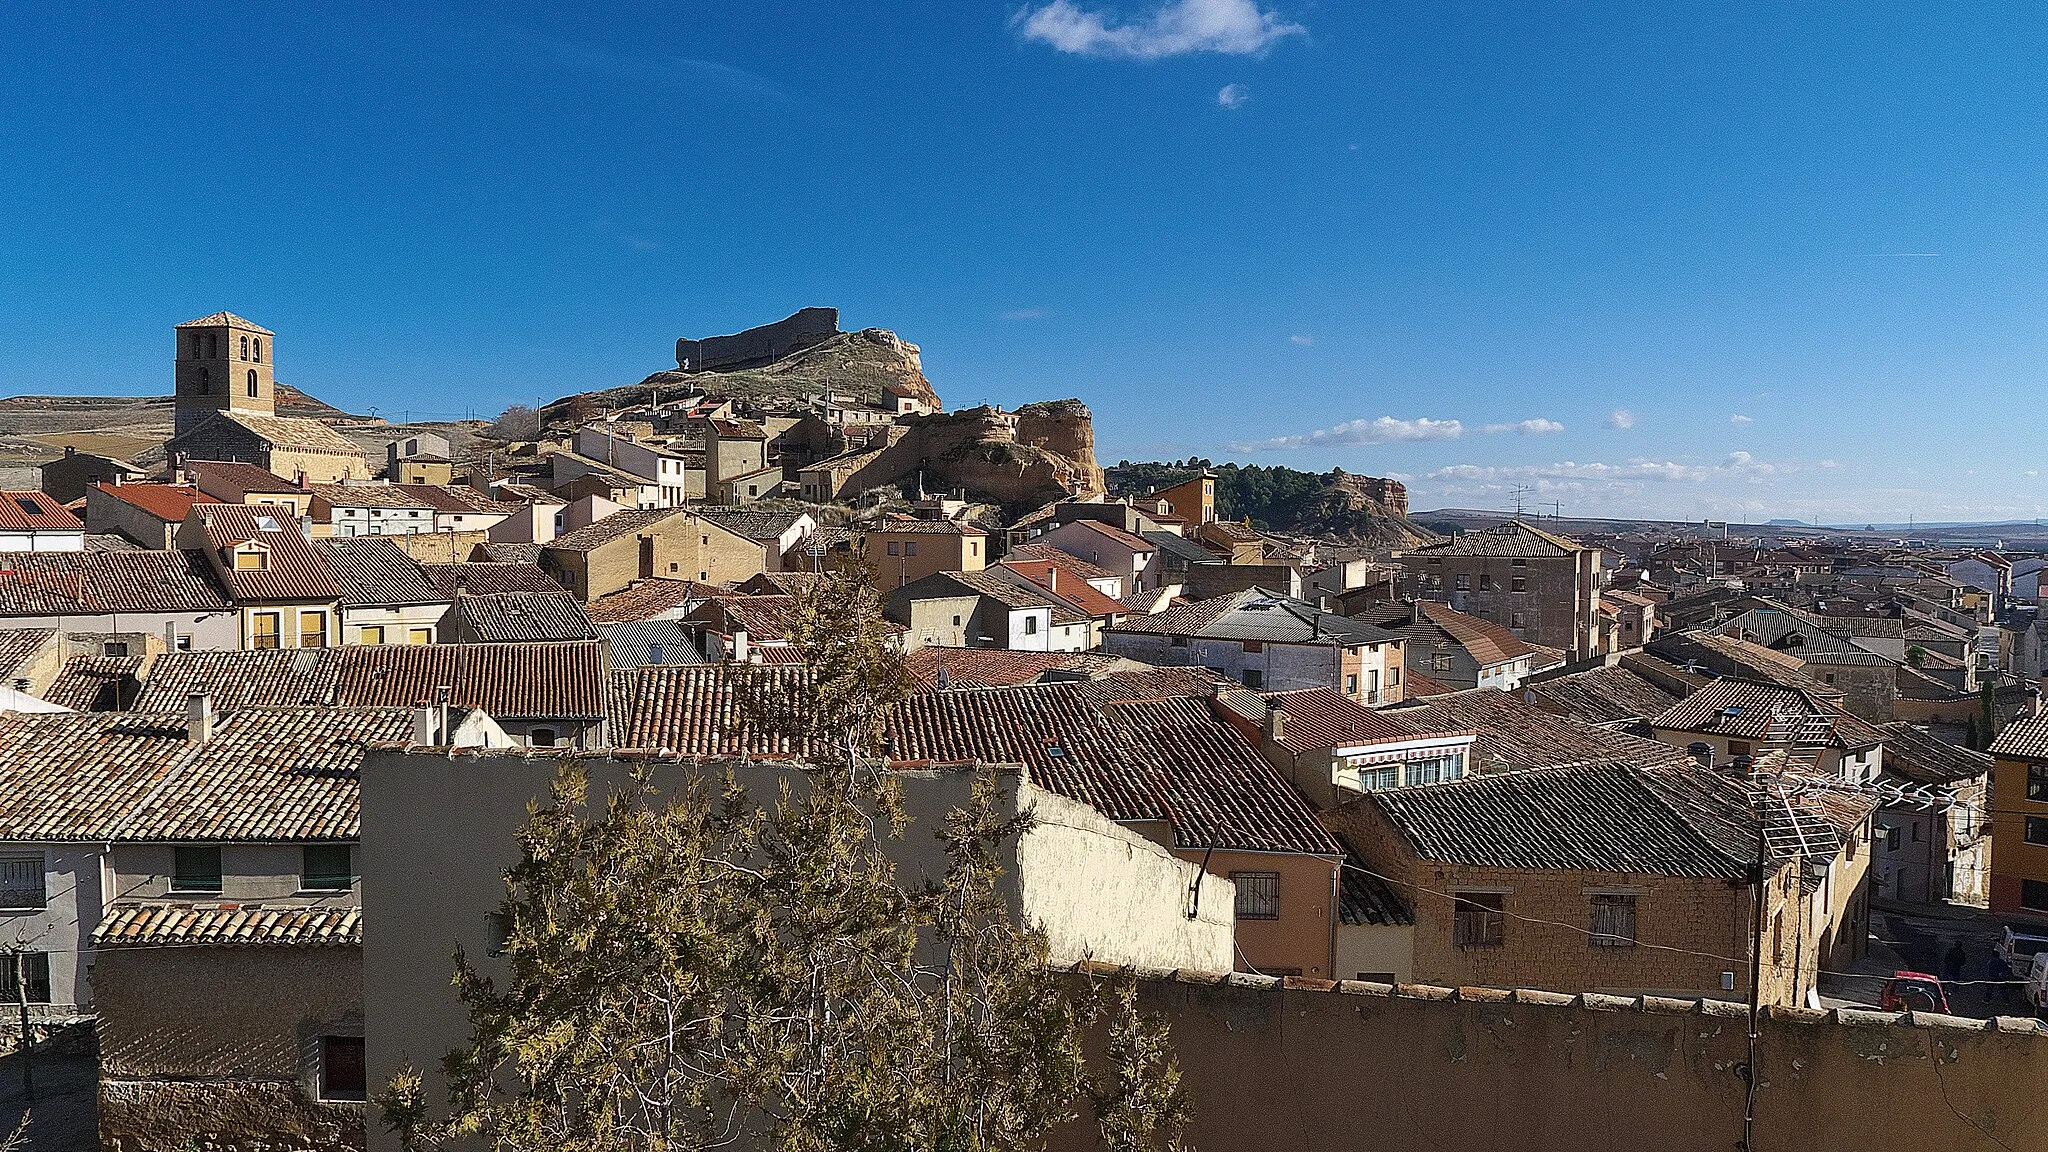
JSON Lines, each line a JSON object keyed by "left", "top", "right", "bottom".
{"left": 448, "top": 591, "right": 597, "bottom": 643}
{"left": 318, "top": 536, "right": 445, "bottom": 607}
{"left": 95, "top": 902, "right": 359, "bottom": 948}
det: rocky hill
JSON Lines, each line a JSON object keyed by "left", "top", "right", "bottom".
{"left": 540, "top": 327, "right": 940, "bottom": 427}
{"left": 1108, "top": 461, "right": 1439, "bottom": 549}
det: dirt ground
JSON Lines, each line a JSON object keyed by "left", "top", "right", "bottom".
{"left": 0, "top": 1049, "right": 98, "bottom": 1152}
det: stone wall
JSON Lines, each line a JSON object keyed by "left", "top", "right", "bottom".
{"left": 676, "top": 307, "right": 840, "bottom": 372}
{"left": 1050, "top": 966, "right": 2048, "bottom": 1152}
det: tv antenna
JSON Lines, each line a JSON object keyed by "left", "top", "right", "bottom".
{"left": 1543, "top": 500, "right": 1563, "bottom": 520}
{"left": 1509, "top": 485, "right": 1534, "bottom": 517}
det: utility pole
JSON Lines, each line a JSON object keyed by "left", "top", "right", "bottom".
{"left": 13, "top": 952, "right": 30, "bottom": 1102}
{"left": 1510, "top": 485, "right": 1533, "bottom": 518}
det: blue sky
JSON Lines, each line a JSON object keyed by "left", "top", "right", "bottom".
{"left": 3, "top": 2, "right": 2046, "bottom": 522}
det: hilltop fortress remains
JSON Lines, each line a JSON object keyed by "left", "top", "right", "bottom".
{"left": 676, "top": 307, "right": 841, "bottom": 373}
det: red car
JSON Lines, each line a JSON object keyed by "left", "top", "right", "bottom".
{"left": 1880, "top": 971, "right": 1951, "bottom": 1014}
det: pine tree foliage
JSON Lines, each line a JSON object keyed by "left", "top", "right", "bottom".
{"left": 378, "top": 579, "right": 1192, "bottom": 1152}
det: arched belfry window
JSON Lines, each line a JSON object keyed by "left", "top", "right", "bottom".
{"left": 197, "top": 367, "right": 210, "bottom": 394}
{"left": 239, "top": 336, "right": 249, "bottom": 360}
{"left": 253, "top": 338, "right": 262, "bottom": 363}
{"left": 247, "top": 370, "right": 259, "bottom": 397}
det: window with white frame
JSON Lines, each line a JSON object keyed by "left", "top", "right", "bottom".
{"left": 1404, "top": 755, "right": 1463, "bottom": 786}
{"left": 1355, "top": 762, "right": 1400, "bottom": 790}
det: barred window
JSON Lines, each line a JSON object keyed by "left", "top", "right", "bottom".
{"left": 1231, "top": 871, "right": 1280, "bottom": 920}
{"left": 1590, "top": 894, "right": 1637, "bottom": 947}
{"left": 0, "top": 953, "right": 49, "bottom": 1004}
{"left": 1452, "top": 892, "right": 1505, "bottom": 948}
{"left": 0, "top": 856, "right": 43, "bottom": 910}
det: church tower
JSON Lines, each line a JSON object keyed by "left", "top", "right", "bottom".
{"left": 174, "top": 312, "right": 276, "bottom": 435}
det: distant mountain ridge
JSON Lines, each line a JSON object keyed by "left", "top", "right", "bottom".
{"left": 1107, "top": 461, "right": 1439, "bottom": 549}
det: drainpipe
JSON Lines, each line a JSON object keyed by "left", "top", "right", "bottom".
{"left": 1328, "top": 861, "right": 1341, "bottom": 980}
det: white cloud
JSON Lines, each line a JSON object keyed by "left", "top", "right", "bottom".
{"left": 1426, "top": 452, "right": 1821, "bottom": 488}
{"left": 1001, "top": 307, "right": 1049, "bottom": 320}
{"left": 1482, "top": 418, "right": 1565, "bottom": 436}
{"left": 1730, "top": 413, "right": 1753, "bottom": 426}
{"left": 2028, "top": 470, "right": 2040, "bottom": 478}
{"left": 1217, "top": 82, "right": 1250, "bottom": 108}
{"left": 1606, "top": 409, "right": 1636, "bottom": 430}
{"left": 1233, "top": 416, "right": 1463, "bottom": 452}
{"left": 1013, "top": 0, "right": 1305, "bottom": 59}
{"left": 1287, "top": 333, "right": 1313, "bottom": 346}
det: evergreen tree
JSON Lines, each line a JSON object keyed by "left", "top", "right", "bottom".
{"left": 378, "top": 579, "right": 1191, "bottom": 1152}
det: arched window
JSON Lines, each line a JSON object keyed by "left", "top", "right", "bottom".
{"left": 197, "top": 367, "right": 210, "bottom": 394}
{"left": 239, "top": 336, "right": 249, "bottom": 360}
{"left": 247, "top": 370, "right": 259, "bottom": 397}
{"left": 252, "top": 338, "right": 262, "bottom": 363}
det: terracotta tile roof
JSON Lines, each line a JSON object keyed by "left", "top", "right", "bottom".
{"left": 586, "top": 578, "right": 713, "bottom": 623}
{"left": 0, "top": 628, "right": 54, "bottom": 683}
{"left": 95, "top": 903, "right": 358, "bottom": 948}
{"left": 309, "top": 483, "right": 436, "bottom": 510}
{"left": 1336, "top": 849, "right": 1413, "bottom": 926}
{"left": 0, "top": 491, "right": 83, "bottom": 531}
{"left": 545, "top": 507, "right": 679, "bottom": 553}
{"left": 471, "top": 541, "right": 545, "bottom": 564}
{"left": 997, "top": 560, "right": 1127, "bottom": 615}
{"left": 1260, "top": 687, "right": 1419, "bottom": 753}
{"left": 92, "top": 482, "right": 220, "bottom": 523}
{"left": 868, "top": 518, "right": 986, "bottom": 536}
{"left": 708, "top": 419, "right": 767, "bottom": 439}
{"left": 1117, "top": 589, "right": 1396, "bottom": 646}
{"left": 1400, "top": 670, "right": 1457, "bottom": 698}
{"left": 885, "top": 681, "right": 1340, "bottom": 855}
{"left": 448, "top": 591, "right": 597, "bottom": 643}
{"left": 1880, "top": 723, "right": 1990, "bottom": 786}
{"left": 1065, "top": 518, "right": 1155, "bottom": 553}
{"left": 1989, "top": 712, "right": 2048, "bottom": 761}
{"left": 693, "top": 508, "right": 808, "bottom": 544}
{"left": 193, "top": 504, "right": 341, "bottom": 602}
{"left": 1646, "top": 631, "right": 1825, "bottom": 693}
{"left": 334, "top": 641, "right": 608, "bottom": 719}
{"left": 420, "top": 562, "right": 562, "bottom": 597}
{"left": 0, "top": 705, "right": 413, "bottom": 841}
{"left": 1407, "top": 520, "right": 1583, "bottom": 557}
{"left": 209, "top": 412, "right": 366, "bottom": 457}
{"left": 0, "top": 551, "right": 233, "bottom": 615}
{"left": 133, "top": 649, "right": 340, "bottom": 711}
{"left": 185, "top": 459, "right": 300, "bottom": 494}
{"left": 599, "top": 620, "right": 707, "bottom": 669}
{"left": 1003, "top": 544, "right": 1119, "bottom": 583}
{"left": 1521, "top": 666, "right": 1687, "bottom": 726}
{"left": 606, "top": 665, "right": 816, "bottom": 756}
{"left": 317, "top": 536, "right": 445, "bottom": 607}
{"left": 175, "top": 312, "right": 273, "bottom": 334}
{"left": 1386, "top": 688, "right": 1693, "bottom": 772}
{"left": 685, "top": 595, "right": 796, "bottom": 641}
{"left": 42, "top": 654, "right": 144, "bottom": 711}
{"left": 903, "top": 647, "right": 1123, "bottom": 690}
{"left": 393, "top": 485, "right": 523, "bottom": 515}
{"left": 1651, "top": 679, "right": 1884, "bottom": 750}
{"left": 1354, "top": 762, "right": 1756, "bottom": 878}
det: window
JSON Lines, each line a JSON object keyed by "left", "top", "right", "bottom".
{"left": 239, "top": 336, "right": 249, "bottom": 360}
{"left": 1243, "top": 640, "right": 1264, "bottom": 653}
{"left": 103, "top": 641, "right": 128, "bottom": 658}
{"left": 1590, "top": 894, "right": 1637, "bottom": 947}
{"left": 197, "top": 366, "right": 210, "bottom": 393}
{"left": 1344, "top": 674, "right": 1358, "bottom": 694}
{"left": 2027, "top": 817, "right": 2048, "bottom": 847}
{"left": 359, "top": 625, "right": 385, "bottom": 645}
{"left": 1729, "top": 741, "right": 1752, "bottom": 758}
{"left": 1242, "top": 670, "right": 1264, "bottom": 689}
{"left": 529, "top": 728, "right": 558, "bottom": 748}
{"left": 887, "top": 542, "right": 900, "bottom": 556}
{"left": 234, "top": 547, "right": 268, "bottom": 570}
{"left": 1509, "top": 613, "right": 1527, "bottom": 629}
{"left": 320, "top": 1036, "right": 367, "bottom": 1102}
{"left": 2030, "top": 764, "right": 2048, "bottom": 802}
{"left": 1478, "top": 573, "right": 1495, "bottom": 591}
{"left": 1512, "top": 558, "right": 1528, "bottom": 567}
{"left": 1432, "top": 653, "right": 1453, "bottom": 672}
{"left": 408, "top": 627, "right": 432, "bottom": 644}
{"left": 1455, "top": 574, "right": 1471, "bottom": 592}
{"left": 904, "top": 541, "right": 918, "bottom": 557}
{"left": 172, "top": 846, "right": 223, "bottom": 894}
{"left": 0, "top": 855, "right": 45, "bottom": 910}
{"left": 251, "top": 612, "right": 281, "bottom": 649}
{"left": 1390, "top": 666, "right": 1401, "bottom": 686}
{"left": 298, "top": 611, "right": 327, "bottom": 649}
{"left": 951, "top": 615, "right": 961, "bottom": 626}
{"left": 0, "top": 953, "right": 48, "bottom": 1004}
{"left": 247, "top": 370, "right": 258, "bottom": 397}
{"left": 485, "top": 911, "right": 512, "bottom": 956}
{"left": 1511, "top": 576, "right": 1527, "bottom": 593}
{"left": 2024, "top": 879, "right": 2048, "bottom": 911}
{"left": 1452, "top": 893, "right": 1506, "bottom": 948}
{"left": 1231, "top": 871, "right": 1280, "bottom": 920}
{"left": 301, "top": 845, "right": 353, "bottom": 892}
{"left": 1023, "top": 616, "right": 1038, "bottom": 636}
{"left": 1356, "top": 763, "right": 1400, "bottom": 790}
{"left": 1404, "top": 755, "right": 1463, "bottom": 786}
{"left": 1170, "top": 636, "right": 1189, "bottom": 648}
{"left": 176, "top": 634, "right": 192, "bottom": 651}
{"left": 1885, "top": 825, "right": 1902, "bottom": 851}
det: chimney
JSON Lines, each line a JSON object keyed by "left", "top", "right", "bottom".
{"left": 164, "top": 621, "right": 176, "bottom": 649}
{"left": 731, "top": 629, "right": 750, "bottom": 664}
{"left": 1411, "top": 599, "right": 1426, "bottom": 626}
{"left": 413, "top": 705, "right": 438, "bottom": 746}
{"left": 185, "top": 692, "right": 214, "bottom": 744}
{"left": 1045, "top": 565, "right": 1058, "bottom": 592}
{"left": 1264, "top": 705, "right": 1287, "bottom": 745}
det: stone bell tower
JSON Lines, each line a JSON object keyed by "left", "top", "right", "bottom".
{"left": 174, "top": 312, "right": 276, "bottom": 435}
